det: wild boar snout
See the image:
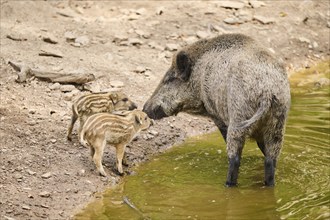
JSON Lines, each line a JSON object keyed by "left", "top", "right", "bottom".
{"left": 143, "top": 102, "right": 167, "bottom": 120}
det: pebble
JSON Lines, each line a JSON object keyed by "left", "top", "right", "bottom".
{"left": 26, "top": 169, "right": 36, "bottom": 175}
{"left": 298, "top": 37, "right": 311, "bottom": 44}
{"left": 110, "top": 80, "right": 124, "bottom": 88}
{"left": 49, "top": 82, "right": 61, "bottom": 90}
{"left": 135, "top": 66, "right": 147, "bottom": 73}
{"left": 156, "top": 7, "right": 165, "bottom": 15}
{"left": 165, "top": 43, "right": 179, "bottom": 51}
{"left": 148, "top": 130, "right": 159, "bottom": 136}
{"left": 128, "top": 38, "right": 143, "bottom": 46}
{"left": 75, "top": 35, "right": 89, "bottom": 46}
{"left": 64, "top": 31, "right": 76, "bottom": 41}
{"left": 183, "top": 36, "right": 198, "bottom": 45}
{"left": 218, "top": 1, "right": 245, "bottom": 9}
{"left": 234, "top": 9, "right": 253, "bottom": 22}
{"left": 41, "top": 172, "right": 52, "bottom": 179}
{"left": 253, "top": 15, "right": 276, "bottom": 24}
{"left": 27, "top": 120, "right": 37, "bottom": 126}
{"left": 42, "top": 33, "right": 59, "bottom": 44}
{"left": 223, "top": 17, "right": 241, "bottom": 25}
{"left": 196, "top": 31, "right": 210, "bottom": 39}
{"left": 22, "top": 205, "right": 31, "bottom": 210}
{"left": 249, "top": 0, "right": 266, "bottom": 8}
{"left": 50, "top": 139, "right": 57, "bottom": 143}
{"left": 135, "top": 8, "right": 147, "bottom": 15}
{"left": 60, "top": 84, "right": 76, "bottom": 92}
{"left": 39, "top": 191, "right": 51, "bottom": 198}
{"left": 29, "top": 109, "right": 36, "bottom": 114}
{"left": 63, "top": 92, "right": 73, "bottom": 101}
{"left": 39, "top": 46, "right": 63, "bottom": 58}
{"left": 78, "top": 169, "right": 85, "bottom": 176}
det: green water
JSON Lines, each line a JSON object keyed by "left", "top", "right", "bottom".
{"left": 76, "top": 88, "right": 330, "bottom": 220}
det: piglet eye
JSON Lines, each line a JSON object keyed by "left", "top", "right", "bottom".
{"left": 122, "top": 98, "right": 128, "bottom": 102}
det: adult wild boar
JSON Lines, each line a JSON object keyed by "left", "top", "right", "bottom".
{"left": 143, "top": 34, "right": 291, "bottom": 186}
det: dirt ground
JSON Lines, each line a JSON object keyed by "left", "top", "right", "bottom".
{"left": 0, "top": 1, "right": 329, "bottom": 219}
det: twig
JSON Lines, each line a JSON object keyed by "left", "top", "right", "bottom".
{"left": 8, "top": 61, "right": 95, "bottom": 85}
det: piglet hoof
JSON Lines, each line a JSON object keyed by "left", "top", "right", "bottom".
{"left": 113, "top": 169, "right": 124, "bottom": 176}
{"left": 99, "top": 170, "right": 107, "bottom": 177}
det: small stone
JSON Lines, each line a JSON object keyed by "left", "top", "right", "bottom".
{"left": 312, "top": 41, "right": 318, "bottom": 48}
{"left": 22, "top": 205, "right": 31, "bottom": 210}
{"left": 110, "top": 80, "right": 124, "bottom": 88}
{"left": 40, "top": 204, "right": 49, "bottom": 209}
{"left": 127, "top": 14, "right": 140, "bottom": 20}
{"left": 50, "top": 139, "right": 57, "bottom": 144}
{"left": 49, "top": 82, "right": 61, "bottom": 90}
{"left": 235, "top": 9, "right": 253, "bottom": 22}
{"left": 60, "top": 84, "right": 76, "bottom": 92}
{"left": 249, "top": 0, "right": 266, "bottom": 8}
{"left": 128, "top": 38, "right": 143, "bottom": 46}
{"left": 148, "top": 130, "right": 159, "bottom": 136}
{"left": 224, "top": 17, "right": 244, "bottom": 25}
{"left": 253, "top": 15, "right": 275, "bottom": 24}
{"left": 39, "top": 191, "right": 51, "bottom": 198}
{"left": 298, "top": 37, "right": 311, "bottom": 44}
{"left": 135, "top": 8, "right": 146, "bottom": 15}
{"left": 64, "top": 31, "right": 76, "bottom": 41}
{"left": 105, "top": 52, "right": 114, "bottom": 61}
{"left": 3, "top": 216, "right": 15, "bottom": 220}
{"left": 42, "top": 33, "right": 58, "bottom": 44}
{"left": 26, "top": 169, "right": 36, "bottom": 175}
{"left": 15, "top": 173, "right": 23, "bottom": 179}
{"left": 165, "top": 43, "right": 179, "bottom": 51}
{"left": 135, "top": 66, "right": 146, "bottom": 73}
{"left": 183, "top": 36, "right": 198, "bottom": 45}
{"left": 135, "top": 29, "right": 151, "bottom": 39}
{"left": 63, "top": 92, "right": 73, "bottom": 101}
{"left": 75, "top": 35, "right": 89, "bottom": 46}
{"left": 39, "top": 46, "right": 63, "bottom": 58}
{"left": 156, "top": 7, "right": 165, "bottom": 15}
{"left": 218, "top": 1, "right": 245, "bottom": 9}
{"left": 196, "top": 31, "right": 210, "bottom": 39}
{"left": 29, "top": 109, "right": 36, "bottom": 114}
{"left": 78, "top": 169, "right": 85, "bottom": 176}
{"left": 27, "top": 120, "right": 37, "bottom": 126}
{"left": 41, "top": 172, "right": 52, "bottom": 179}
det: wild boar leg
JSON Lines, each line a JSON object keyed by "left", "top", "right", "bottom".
{"left": 92, "top": 138, "right": 107, "bottom": 176}
{"left": 225, "top": 130, "right": 245, "bottom": 186}
{"left": 213, "top": 119, "right": 228, "bottom": 142}
{"left": 115, "top": 143, "right": 126, "bottom": 175}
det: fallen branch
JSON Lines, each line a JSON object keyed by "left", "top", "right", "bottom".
{"left": 8, "top": 61, "right": 95, "bottom": 85}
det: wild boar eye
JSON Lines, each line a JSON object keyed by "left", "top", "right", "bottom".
{"left": 122, "top": 98, "right": 128, "bottom": 102}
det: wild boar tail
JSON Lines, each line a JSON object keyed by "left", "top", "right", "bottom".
{"left": 234, "top": 99, "right": 271, "bottom": 132}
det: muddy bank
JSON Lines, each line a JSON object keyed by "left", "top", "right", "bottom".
{"left": 0, "top": 1, "right": 329, "bottom": 219}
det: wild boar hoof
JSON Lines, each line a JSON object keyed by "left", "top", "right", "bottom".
{"left": 225, "top": 181, "right": 237, "bottom": 187}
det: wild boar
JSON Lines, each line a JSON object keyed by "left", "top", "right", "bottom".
{"left": 80, "top": 110, "right": 152, "bottom": 176}
{"left": 143, "top": 34, "right": 291, "bottom": 186}
{"left": 67, "top": 91, "right": 137, "bottom": 141}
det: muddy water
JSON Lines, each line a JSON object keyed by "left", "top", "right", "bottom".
{"left": 76, "top": 88, "right": 329, "bottom": 220}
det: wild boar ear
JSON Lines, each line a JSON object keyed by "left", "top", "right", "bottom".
{"left": 110, "top": 93, "right": 118, "bottom": 103}
{"left": 135, "top": 115, "right": 142, "bottom": 125}
{"left": 176, "top": 51, "right": 192, "bottom": 81}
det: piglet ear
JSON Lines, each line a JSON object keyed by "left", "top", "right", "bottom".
{"left": 135, "top": 115, "right": 142, "bottom": 125}
{"left": 110, "top": 93, "right": 118, "bottom": 103}
{"left": 176, "top": 51, "right": 192, "bottom": 81}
